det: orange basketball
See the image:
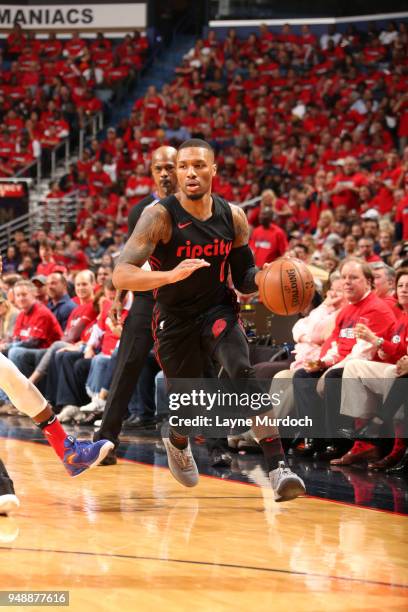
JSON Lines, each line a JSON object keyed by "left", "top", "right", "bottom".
{"left": 258, "top": 257, "right": 315, "bottom": 315}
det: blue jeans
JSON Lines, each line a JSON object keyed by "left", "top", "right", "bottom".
{"left": 86, "top": 353, "right": 113, "bottom": 397}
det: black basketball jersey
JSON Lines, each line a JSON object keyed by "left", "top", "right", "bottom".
{"left": 128, "top": 193, "right": 158, "bottom": 237}
{"left": 151, "top": 194, "right": 237, "bottom": 317}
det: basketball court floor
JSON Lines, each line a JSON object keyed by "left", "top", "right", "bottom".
{"left": 0, "top": 417, "right": 407, "bottom": 611}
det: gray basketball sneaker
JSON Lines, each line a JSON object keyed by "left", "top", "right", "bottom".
{"left": 161, "top": 423, "right": 199, "bottom": 487}
{"left": 269, "top": 461, "right": 306, "bottom": 502}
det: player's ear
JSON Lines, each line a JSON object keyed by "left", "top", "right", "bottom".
{"left": 212, "top": 163, "right": 217, "bottom": 177}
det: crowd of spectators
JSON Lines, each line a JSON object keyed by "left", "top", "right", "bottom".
{"left": 0, "top": 26, "right": 149, "bottom": 177}
{"left": 22, "top": 21, "right": 408, "bottom": 275}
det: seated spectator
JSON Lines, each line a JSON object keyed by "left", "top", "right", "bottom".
{"left": 357, "top": 237, "right": 382, "bottom": 263}
{"left": 31, "top": 275, "right": 49, "bottom": 305}
{"left": 249, "top": 208, "right": 288, "bottom": 267}
{"left": 293, "top": 258, "right": 396, "bottom": 460}
{"left": 107, "top": 231, "right": 126, "bottom": 263}
{"left": 2, "top": 246, "right": 19, "bottom": 274}
{"left": 0, "top": 274, "right": 22, "bottom": 306}
{"left": 45, "top": 272, "right": 76, "bottom": 331}
{"left": 371, "top": 262, "right": 397, "bottom": 307}
{"left": 329, "top": 158, "right": 368, "bottom": 211}
{"left": 45, "top": 304, "right": 109, "bottom": 412}
{"left": 17, "top": 255, "right": 35, "bottom": 279}
{"left": 337, "top": 267, "right": 408, "bottom": 468}
{"left": 60, "top": 240, "right": 89, "bottom": 272}
{"left": 29, "top": 270, "right": 97, "bottom": 386}
{"left": 264, "top": 272, "right": 346, "bottom": 420}
{"left": 0, "top": 295, "right": 19, "bottom": 351}
{"left": 378, "top": 229, "right": 394, "bottom": 264}
{"left": 36, "top": 241, "right": 60, "bottom": 276}
{"left": 76, "top": 281, "right": 129, "bottom": 420}
{"left": 2, "top": 280, "right": 62, "bottom": 384}
{"left": 85, "top": 235, "right": 105, "bottom": 268}
{"left": 95, "top": 265, "right": 113, "bottom": 290}
{"left": 125, "top": 164, "right": 154, "bottom": 202}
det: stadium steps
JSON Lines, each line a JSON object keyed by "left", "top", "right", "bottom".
{"left": 108, "top": 33, "right": 197, "bottom": 127}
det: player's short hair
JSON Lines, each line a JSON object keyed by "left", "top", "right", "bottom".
{"left": 178, "top": 139, "right": 214, "bottom": 155}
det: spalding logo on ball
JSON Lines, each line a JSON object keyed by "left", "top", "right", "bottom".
{"left": 258, "top": 257, "right": 315, "bottom": 315}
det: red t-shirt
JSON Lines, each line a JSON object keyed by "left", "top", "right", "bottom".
{"left": 381, "top": 294, "right": 398, "bottom": 309}
{"left": 13, "top": 302, "right": 62, "bottom": 348}
{"left": 330, "top": 172, "right": 368, "bottom": 210}
{"left": 36, "top": 261, "right": 60, "bottom": 276}
{"left": 60, "top": 250, "right": 89, "bottom": 271}
{"left": 380, "top": 313, "right": 408, "bottom": 364}
{"left": 320, "top": 292, "right": 396, "bottom": 363}
{"left": 364, "top": 253, "right": 382, "bottom": 263}
{"left": 64, "top": 301, "right": 98, "bottom": 343}
{"left": 249, "top": 224, "right": 288, "bottom": 267}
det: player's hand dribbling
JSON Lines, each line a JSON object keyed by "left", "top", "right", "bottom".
{"left": 168, "top": 259, "right": 210, "bottom": 283}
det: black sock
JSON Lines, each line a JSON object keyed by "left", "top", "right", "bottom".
{"left": 0, "top": 459, "right": 9, "bottom": 478}
{"left": 259, "top": 437, "right": 286, "bottom": 472}
{"left": 36, "top": 414, "right": 57, "bottom": 430}
{"left": 169, "top": 428, "right": 188, "bottom": 450}
{"left": 0, "top": 459, "right": 15, "bottom": 495}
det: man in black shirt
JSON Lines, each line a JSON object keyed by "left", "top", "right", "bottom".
{"left": 113, "top": 139, "right": 305, "bottom": 502}
{"left": 93, "top": 146, "right": 178, "bottom": 458}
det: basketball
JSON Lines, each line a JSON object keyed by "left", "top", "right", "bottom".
{"left": 258, "top": 257, "right": 315, "bottom": 315}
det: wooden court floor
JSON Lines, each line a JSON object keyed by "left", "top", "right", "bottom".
{"left": 0, "top": 438, "right": 407, "bottom": 612}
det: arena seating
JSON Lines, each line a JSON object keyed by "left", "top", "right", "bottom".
{"left": 0, "top": 26, "right": 149, "bottom": 178}
{"left": 31, "top": 20, "right": 408, "bottom": 254}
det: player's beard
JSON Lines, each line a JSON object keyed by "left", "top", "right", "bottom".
{"left": 186, "top": 190, "right": 207, "bottom": 201}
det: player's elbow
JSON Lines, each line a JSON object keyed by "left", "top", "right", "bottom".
{"left": 112, "top": 265, "right": 127, "bottom": 290}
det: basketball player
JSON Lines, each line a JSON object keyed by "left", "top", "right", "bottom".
{"left": 93, "top": 146, "right": 178, "bottom": 462}
{"left": 113, "top": 139, "right": 306, "bottom": 501}
{"left": 0, "top": 258, "right": 114, "bottom": 515}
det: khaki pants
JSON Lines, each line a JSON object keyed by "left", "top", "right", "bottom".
{"left": 268, "top": 369, "right": 296, "bottom": 418}
{"left": 340, "top": 359, "right": 403, "bottom": 419}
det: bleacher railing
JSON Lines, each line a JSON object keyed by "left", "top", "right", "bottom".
{"left": 9, "top": 111, "right": 103, "bottom": 187}
{"left": 0, "top": 193, "right": 80, "bottom": 252}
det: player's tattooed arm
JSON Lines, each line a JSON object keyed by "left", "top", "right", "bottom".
{"left": 228, "top": 204, "right": 260, "bottom": 294}
{"left": 113, "top": 204, "right": 210, "bottom": 291}
{"left": 118, "top": 204, "right": 171, "bottom": 267}
{"left": 230, "top": 205, "right": 250, "bottom": 248}
{"left": 113, "top": 204, "right": 172, "bottom": 291}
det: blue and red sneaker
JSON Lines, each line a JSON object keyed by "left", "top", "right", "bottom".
{"left": 63, "top": 436, "right": 115, "bottom": 477}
